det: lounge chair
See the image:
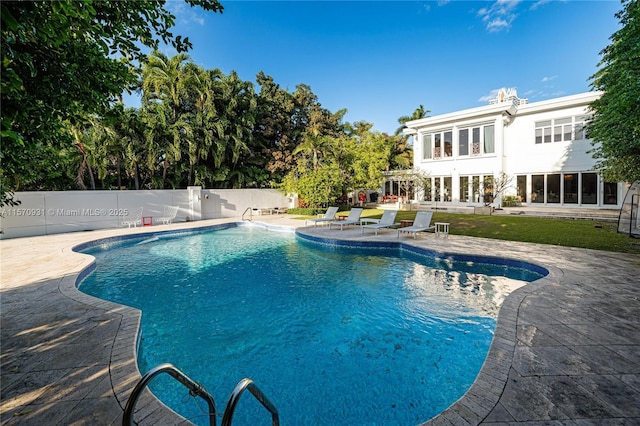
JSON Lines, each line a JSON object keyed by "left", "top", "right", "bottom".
{"left": 397, "top": 211, "right": 435, "bottom": 239}
{"left": 158, "top": 205, "right": 179, "bottom": 224}
{"left": 306, "top": 206, "right": 339, "bottom": 226}
{"left": 121, "top": 207, "right": 143, "bottom": 228}
{"left": 362, "top": 210, "right": 398, "bottom": 235}
{"left": 329, "top": 208, "right": 363, "bottom": 230}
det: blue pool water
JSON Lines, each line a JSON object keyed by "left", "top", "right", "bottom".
{"left": 79, "top": 225, "right": 544, "bottom": 425}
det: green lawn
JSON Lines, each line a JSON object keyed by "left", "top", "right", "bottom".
{"left": 297, "top": 208, "right": 640, "bottom": 254}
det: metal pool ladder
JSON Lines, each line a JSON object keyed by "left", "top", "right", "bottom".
{"left": 242, "top": 207, "right": 253, "bottom": 221}
{"left": 122, "top": 363, "right": 279, "bottom": 426}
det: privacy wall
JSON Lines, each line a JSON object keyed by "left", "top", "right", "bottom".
{"left": 0, "top": 188, "right": 292, "bottom": 239}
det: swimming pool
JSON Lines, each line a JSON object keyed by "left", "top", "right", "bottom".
{"left": 79, "top": 224, "right": 545, "bottom": 425}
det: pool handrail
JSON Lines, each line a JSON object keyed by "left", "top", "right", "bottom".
{"left": 122, "top": 362, "right": 217, "bottom": 426}
{"left": 242, "top": 207, "right": 253, "bottom": 221}
{"left": 221, "top": 378, "right": 280, "bottom": 426}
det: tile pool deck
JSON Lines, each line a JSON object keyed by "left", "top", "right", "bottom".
{"left": 1, "top": 216, "right": 639, "bottom": 425}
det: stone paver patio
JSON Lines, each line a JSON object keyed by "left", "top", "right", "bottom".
{"left": 1, "top": 215, "right": 639, "bottom": 425}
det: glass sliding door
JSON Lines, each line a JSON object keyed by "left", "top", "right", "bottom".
{"left": 604, "top": 182, "right": 618, "bottom": 205}
{"left": 460, "top": 176, "right": 469, "bottom": 202}
{"left": 532, "top": 175, "right": 545, "bottom": 203}
{"left": 472, "top": 176, "right": 480, "bottom": 202}
{"left": 443, "top": 177, "right": 452, "bottom": 202}
{"left": 517, "top": 175, "right": 527, "bottom": 203}
{"left": 582, "top": 173, "right": 597, "bottom": 204}
{"left": 547, "top": 174, "right": 560, "bottom": 203}
{"left": 563, "top": 174, "right": 578, "bottom": 204}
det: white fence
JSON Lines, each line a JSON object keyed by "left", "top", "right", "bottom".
{"left": 0, "top": 187, "right": 293, "bottom": 239}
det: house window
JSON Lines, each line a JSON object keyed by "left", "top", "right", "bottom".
{"left": 484, "top": 125, "right": 495, "bottom": 154}
{"left": 460, "top": 176, "right": 469, "bottom": 202}
{"left": 563, "top": 174, "right": 578, "bottom": 204}
{"left": 460, "top": 125, "right": 492, "bottom": 156}
{"left": 535, "top": 120, "right": 552, "bottom": 144}
{"left": 554, "top": 118, "right": 572, "bottom": 142}
{"left": 422, "top": 134, "right": 432, "bottom": 160}
{"left": 532, "top": 174, "right": 545, "bottom": 203}
{"left": 459, "top": 129, "right": 469, "bottom": 156}
{"left": 537, "top": 116, "right": 591, "bottom": 144}
{"left": 574, "top": 116, "right": 589, "bottom": 140}
{"left": 444, "top": 131, "right": 453, "bottom": 157}
{"left": 424, "top": 130, "right": 454, "bottom": 159}
{"left": 604, "top": 182, "right": 618, "bottom": 205}
{"left": 582, "top": 173, "right": 597, "bottom": 204}
{"left": 434, "top": 133, "right": 442, "bottom": 159}
{"left": 547, "top": 174, "right": 560, "bottom": 203}
{"left": 472, "top": 127, "right": 481, "bottom": 155}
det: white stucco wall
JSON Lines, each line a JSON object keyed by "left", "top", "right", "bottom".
{"left": 405, "top": 91, "right": 619, "bottom": 208}
{"left": 504, "top": 100, "right": 597, "bottom": 175}
{"left": 0, "top": 188, "right": 293, "bottom": 239}
{"left": 201, "top": 188, "right": 292, "bottom": 219}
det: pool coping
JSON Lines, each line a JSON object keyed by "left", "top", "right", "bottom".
{"left": 1, "top": 216, "right": 639, "bottom": 424}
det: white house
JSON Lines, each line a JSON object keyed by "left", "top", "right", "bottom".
{"left": 400, "top": 89, "right": 622, "bottom": 210}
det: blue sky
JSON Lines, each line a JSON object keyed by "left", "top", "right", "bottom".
{"left": 130, "top": 0, "right": 621, "bottom": 134}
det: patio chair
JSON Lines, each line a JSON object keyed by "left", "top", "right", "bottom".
{"left": 158, "top": 205, "right": 179, "bottom": 225}
{"left": 362, "top": 210, "right": 399, "bottom": 235}
{"left": 121, "top": 207, "right": 143, "bottom": 228}
{"left": 306, "top": 206, "right": 339, "bottom": 226}
{"left": 397, "top": 211, "right": 435, "bottom": 239}
{"left": 329, "top": 208, "right": 363, "bottom": 230}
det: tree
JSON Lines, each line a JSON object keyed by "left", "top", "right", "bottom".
{"left": 588, "top": 0, "right": 640, "bottom": 184}
{"left": 1, "top": 0, "right": 223, "bottom": 203}
{"left": 281, "top": 159, "right": 343, "bottom": 207}
{"left": 488, "top": 172, "right": 514, "bottom": 208}
{"left": 395, "top": 104, "right": 430, "bottom": 136}
{"left": 255, "top": 72, "right": 299, "bottom": 182}
{"left": 141, "top": 51, "right": 195, "bottom": 187}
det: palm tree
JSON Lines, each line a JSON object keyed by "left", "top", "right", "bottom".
{"left": 141, "top": 51, "right": 195, "bottom": 187}
{"left": 395, "top": 104, "right": 430, "bottom": 135}
{"left": 293, "top": 134, "right": 334, "bottom": 172}
{"left": 115, "top": 108, "right": 148, "bottom": 189}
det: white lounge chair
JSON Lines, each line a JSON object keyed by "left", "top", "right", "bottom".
{"left": 306, "top": 206, "right": 339, "bottom": 226}
{"left": 397, "top": 211, "right": 435, "bottom": 239}
{"left": 158, "top": 205, "right": 179, "bottom": 224}
{"left": 121, "top": 207, "right": 143, "bottom": 228}
{"left": 362, "top": 210, "right": 399, "bottom": 235}
{"left": 329, "top": 208, "right": 363, "bottom": 230}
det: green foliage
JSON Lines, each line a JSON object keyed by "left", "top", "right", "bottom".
{"left": 287, "top": 207, "right": 347, "bottom": 216}
{"left": 1, "top": 0, "right": 415, "bottom": 196}
{"left": 280, "top": 118, "right": 413, "bottom": 207}
{"left": 281, "top": 160, "right": 343, "bottom": 207}
{"left": 395, "top": 104, "right": 430, "bottom": 136}
{"left": 1, "top": 0, "right": 223, "bottom": 195}
{"left": 588, "top": 0, "right": 640, "bottom": 184}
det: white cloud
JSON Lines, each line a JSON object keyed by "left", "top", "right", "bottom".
{"left": 477, "top": 0, "right": 522, "bottom": 32}
{"left": 478, "top": 88, "right": 502, "bottom": 103}
{"left": 530, "top": 0, "right": 551, "bottom": 11}
{"left": 166, "top": 2, "right": 206, "bottom": 26}
{"left": 541, "top": 75, "right": 558, "bottom": 82}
